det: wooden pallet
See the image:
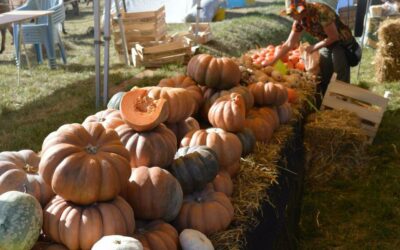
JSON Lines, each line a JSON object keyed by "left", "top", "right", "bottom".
{"left": 132, "top": 36, "right": 193, "bottom": 68}
{"left": 321, "top": 74, "right": 389, "bottom": 144}
{"left": 112, "top": 6, "right": 167, "bottom": 57}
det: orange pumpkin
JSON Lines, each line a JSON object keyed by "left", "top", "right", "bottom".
{"left": 83, "top": 109, "right": 125, "bottom": 130}
{"left": 206, "top": 171, "right": 233, "bottom": 197}
{"left": 258, "top": 107, "right": 280, "bottom": 130}
{"left": 143, "top": 87, "right": 196, "bottom": 123}
{"left": 43, "top": 196, "right": 135, "bottom": 250}
{"left": 208, "top": 93, "right": 246, "bottom": 133}
{"left": 0, "top": 150, "right": 54, "bottom": 208}
{"left": 181, "top": 128, "right": 242, "bottom": 176}
{"left": 158, "top": 75, "right": 203, "bottom": 113}
{"left": 39, "top": 123, "right": 131, "bottom": 205}
{"left": 166, "top": 117, "right": 200, "bottom": 146}
{"left": 116, "top": 124, "right": 177, "bottom": 168}
{"left": 248, "top": 82, "right": 288, "bottom": 106}
{"left": 187, "top": 54, "right": 240, "bottom": 90}
{"left": 174, "top": 189, "right": 234, "bottom": 235}
{"left": 286, "top": 87, "right": 299, "bottom": 104}
{"left": 244, "top": 110, "right": 274, "bottom": 143}
{"left": 122, "top": 166, "right": 183, "bottom": 221}
{"left": 120, "top": 88, "right": 169, "bottom": 132}
{"left": 133, "top": 220, "right": 179, "bottom": 250}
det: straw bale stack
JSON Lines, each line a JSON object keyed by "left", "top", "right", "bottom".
{"left": 304, "top": 110, "right": 368, "bottom": 187}
{"left": 375, "top": 18, "right": 400, "bottom": 82}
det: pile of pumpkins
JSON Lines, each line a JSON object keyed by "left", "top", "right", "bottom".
{"left": 0, "top": 53, "right": 297, "bottom": 250}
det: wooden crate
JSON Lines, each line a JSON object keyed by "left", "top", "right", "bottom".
{"left": 321, "top": 74, "right": 389, "bottom": 144}
{"left": 112, "top": 6, "right": 167, "bottom": 57}
{"left": 188, "top": 23, "right": 212, "bottom": 44}
{"left": 132, "top": 36, "right": 193, "bottom": 68}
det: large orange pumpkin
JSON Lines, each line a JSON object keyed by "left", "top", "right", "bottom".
{"left": 39, "top": 123, "right": 131, "bottom": 205}
{"left": 116, "top": 124, "right": 177, "bottom": 168}
{"left": 181, "top": 128, "right": 242, "bottom": 176}
{"left": 258, "top": 107, "right": 280, "bottom": 130}
{"left": 187, "top": 54, "right": 240, "bottom": 90}
{"left": 206, "top": 171, "right": 233, "bottom": 197}
{"left": 158, "top": 75, "right": 203, "bottom": 113}
{"left": 248, "top": 82, "right": 288, "bottom": 106}
{"left": 174, "top": 189, "right": 234, "bottom": 235}
{"left": 244, "top": 110, "right": 274, "bottom": 143}
{"left": 143, "top": 86, "right": 196, "bottom": 123}
{"left": 0, "top": 150, "right": 54, "bottom": 208}
{"left": 122, "top": 166, "right": 183, "bottom": 221}
{"left": 120, "top": 88, "right": 169, "bottom": 132}
{"left": 208, "top": 93, "right": 246, "bottom": 133}
{"left": 134, "top": 220, "right": 179, "bottom": 250}
{"left": 83, "top": 109, "right": 125, "bottom": 130}
{"left": 166, "top": 117, "right": 200, "bottom": 147}
{"left": 43, "top": 196, "right": 135, "bottom": 250}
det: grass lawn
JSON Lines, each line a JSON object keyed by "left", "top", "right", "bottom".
{"left": 0, "top": 0, "right": 399, "bottom": 248}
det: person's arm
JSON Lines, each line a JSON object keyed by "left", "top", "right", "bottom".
{"left": 306, "top": 19, "right": 340, "bottom": 53}
{"left": 269, "top": 29, "right": 302, "bottom": 65}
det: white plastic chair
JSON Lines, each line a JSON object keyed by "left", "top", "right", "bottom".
{"left": 13, "top": 0, "right": 66, "bottom": 69}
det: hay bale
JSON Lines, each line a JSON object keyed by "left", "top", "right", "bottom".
{"left": 304, "top": 110, "right": 368, "bottom": 187}
{"left": 375, "top": 18, "right": 400, "bottom": 82}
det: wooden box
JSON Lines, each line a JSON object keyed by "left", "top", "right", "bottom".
{"left": 321, "top": 74, "right": 389, "bottom": 144}
{"left": 131, "top": 36, "right": 193, "bottom": 68}
{"left": 112, "top": 6, "right": 167, "bottom": 57}
{"left": 188, "top": 23, "right": 212, "bottom": 44}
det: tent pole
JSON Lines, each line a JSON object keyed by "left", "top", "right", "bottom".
{"left": 122, "top": 0, "right": 127, "bottom": 12}
{"left": 356, "top": 0, "right": 372, "bottom": 82}
{"left": 103, "top": 0, "right": 112, "bottom": 107}
{"left": 94, "top": 0, "right": 101, "bottom": 108}
{"left": 115, "top": 0, "right": 130, "bottom": 65}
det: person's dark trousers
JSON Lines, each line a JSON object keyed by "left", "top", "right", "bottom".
{"left": 316, "top": 42, "right": 350, "bottom": 108}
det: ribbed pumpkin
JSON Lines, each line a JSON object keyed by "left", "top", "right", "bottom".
{"left": 174, "top": 189, "right": 234, "bottom": 235}
{"left": 248, "top": 82, "right": 288, "bottom": 106}
{"left": 83, "top": 109, "right": 125, "bottom": 130}
{"left": 206, "top": 171, "right": 233, "bottom": 197}
{"left": 181, "top": 128, "right": 242, "bottom": 176}
{"left": 158, "top": 75, "right": 203, "bottom": 113}
{"left": 0, "top": 191, "right": 43, "bottom": 250}
{"left": 169, "top": 146, "right": 219, "bottom": 194}
{"left": 0, "top": 150, "right": 54, "bottom": 208}
{"left": 120, "top": 89, "right": 169, "bottom": 132}
{"left": 133, "top": 220, "right": 179, "bottom": 250}
{"left": 92, "top": 236, "right": 143, "bottom": 250}
{"left": 244, "top": 110, "right": 274, "bottom": 143}
{"left": 39, "top": 123, "right": 131, "bottom": 205}
{"left": 277, "top": 102, "right": 293, "bottom": 124}
{"left": 187, "top": 54, "right": 241, "bottom": 90}
{"left": 179, "top": 229, "right": 214, "bottom": 250}
{"left": 229, "top": 85, "right": 254, "bottom": 111}
{"left": 122, "top": 166, "right": 183, "bottom": 221}
{"left": 116, "top": 124, "right": 177, "bottom": 168}
{"left": 258, "top": 107, "right": 280, "bottom": 130}
{"left": 107, "top": 91, "right": 125, "bottom": 110}
{"left": 235, "top": 128, "right": 256, "bottom": 156}
{"left": 166, "top": 117, "right": 200, "bottom": 147}
{"left": 208, "top": 93, "right": 246, "bottom": 133}
{"left": 43, "top": 196, "right": 135, "bottom": 250}
{"left": 143, "top": 86, "right": 196, "bottom": 123}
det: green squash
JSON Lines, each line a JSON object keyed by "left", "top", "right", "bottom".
{"left": 236, "top": 128, "right": 256, "bottom": 156}
{"left": 169, "top": 146, "right": 219, "bottom": 194}
{"left": 0, "top": 191, "right": 42, "bottom": 250}
{"left": 107, "top": 91, "right": 126, "bottom": 110}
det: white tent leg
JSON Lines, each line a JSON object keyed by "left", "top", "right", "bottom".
{"left": 115, "top": 0, "right": 130, "bottom": 65}
{"left": 356, "top": 0, "right": 372, "bottom": 82}
{"left": 94, "top": 0, "right": 102, "bottom": 108}
{"left": 103, "top": 0, "right": 112, "bottom": 106}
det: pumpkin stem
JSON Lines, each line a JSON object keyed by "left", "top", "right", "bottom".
{"left": 85, "top": 144, "right": 98, "bottom": 154}
{"left": 113, "top": 240, "right": 122, "bottom": 245}
{"left": 24, "top": 164, "right": 38, "bottom": 173}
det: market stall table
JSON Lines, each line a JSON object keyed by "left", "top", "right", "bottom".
{"left": 0, "top": 10, "right": 53, "bottom": 84}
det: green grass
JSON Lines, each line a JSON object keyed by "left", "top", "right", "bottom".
{"left": 0, "top": 1, "right": 399, "bottom": 248}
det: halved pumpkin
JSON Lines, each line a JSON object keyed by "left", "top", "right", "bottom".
{"left": 120, "top": 89, "right": 169, "bottom": 132}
